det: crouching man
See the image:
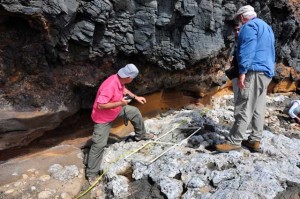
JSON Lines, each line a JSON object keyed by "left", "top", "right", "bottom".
{"left": 85, "top": 64, "right": 153, "bottom": 184}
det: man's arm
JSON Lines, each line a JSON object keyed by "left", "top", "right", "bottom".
{"left": 97, "top": 99, "right": 130, "bottom": 110}
{"left": 238, "top": 74, "right": 246, "bottom": 89}
{"left": 289, "top": 102, "right": 300, "bottom": 119}
{"left": 237, "top": 23, "right": 258, "bottom": 89}
{"left": 124, "top": 88, "right": 136, "bottom": 99}
{"left": 288, "top": 101, "right": 300, "bottom": 124}
{"left": 124, "top": 88, "right": 146, "bottom": 104}
{"left": 238, "top": 23, "right": 257, "bottom": 75}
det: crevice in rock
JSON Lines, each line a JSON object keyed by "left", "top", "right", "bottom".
{"left": 274, "top": 181, "right": 300, "bottom": 199}
{"left": 127, "top": 177, "right": 166, "bottom": 199}
{"left": 119, "top": 167, "right": 134, "bottom": 182}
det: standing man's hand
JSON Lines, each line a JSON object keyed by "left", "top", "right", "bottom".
{"left": 238, "top": 74, "right": 246, "bottom": 89}
{"left": 135, "top": 96, "right": 146, "bottom": 104}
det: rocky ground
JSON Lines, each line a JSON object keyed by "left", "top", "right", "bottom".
{"left": 1, "top": 92, "right": 300, "bottom": 199}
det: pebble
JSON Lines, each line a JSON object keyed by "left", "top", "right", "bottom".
{"left": 27, "top": 168, "right": 36, "bottom": 173}
{"left": 61, "top": 192, "right": 72, "bottom": 199}
{"left": 38, "top": 190, "right": 52, "bottom": 199}
{"left": 5, "top": 189, "right": 14, "bottom": 194}
{"left": 14, "top": 181, "right": 22, "bottom": 187}
{"left": 39, "top": 175, "right": 51, "bottom": 182}
{"left": 22, "top": 174, "right": 29, "bottom": 179}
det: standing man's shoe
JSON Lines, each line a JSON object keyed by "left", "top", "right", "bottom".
{"left": 215, "top": 142, "right": 241, "bottom": 152}
{"left": 242, "top": 140, "right": 261, "bottom": 152}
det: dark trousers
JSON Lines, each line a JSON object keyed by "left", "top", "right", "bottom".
{"left": 86, "top": 105, "right": 145, "bottom": 177}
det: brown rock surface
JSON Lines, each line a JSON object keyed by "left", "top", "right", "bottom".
{"left": 0, "top": 144, "right": 86, "bottom": 198}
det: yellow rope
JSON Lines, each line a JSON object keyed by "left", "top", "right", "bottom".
{"left": 75, "top": 120, "right": 187, "bottom": 198}
{"left": 75, "top": 148, "right": 138, "bottom": 199}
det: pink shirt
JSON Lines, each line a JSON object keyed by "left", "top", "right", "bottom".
{"left": 91, "top": 74, "right": 124, "bottom": 123}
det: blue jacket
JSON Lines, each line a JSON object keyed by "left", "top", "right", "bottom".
{"left": 237, "top": 18, "right": 275, "bottom": 78}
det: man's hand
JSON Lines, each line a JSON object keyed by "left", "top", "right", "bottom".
{"left": 121, "top": 98, "right": 130, "bottom": 106}
{"left": 238, "top": 74, "right": 246, "bottom": 89}
{"left": 294, "top": 117, "right": 300, "bottom": 124}
{"left": 135, "top": 96, "right": 146, "bottom": 104}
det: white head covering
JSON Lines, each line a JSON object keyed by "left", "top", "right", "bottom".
{"left": 117, "top": 64, "right": 139, "bottom": 78}
{"left": 234, "top": 5, "right": 257, "bottom": 19}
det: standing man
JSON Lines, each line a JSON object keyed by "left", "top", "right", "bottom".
{"left": 86, "top": 64, "right": 153, "bottom": 184}
{"left": 216, "top": 5, "right": 275, "bottom": 152}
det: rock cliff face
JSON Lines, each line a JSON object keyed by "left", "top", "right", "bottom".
{"left": 0, "top": 0, "right": 300, "bottom": 150}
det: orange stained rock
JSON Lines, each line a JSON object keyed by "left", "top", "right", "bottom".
{"left": 271, "top": 79, "right": 297, "bottom": 93}
{"left": 111, "top": 87, "right": 232, "bottom": 137}
{"left": 111, "top": 90, "right": 197, "bottom": 137}
{"left": 8, "top": 71, "right": 22, "bottom": 83}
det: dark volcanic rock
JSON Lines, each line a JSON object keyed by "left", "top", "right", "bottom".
{"left": 0, "top": 0, "right": 300, "bottom": 149}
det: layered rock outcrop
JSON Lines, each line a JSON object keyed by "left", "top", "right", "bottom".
{"left": 1, "top": 93, "right": 300, "bottom": 198}
{"left": 0, "top": 0, "right": 300, "bottom": 149}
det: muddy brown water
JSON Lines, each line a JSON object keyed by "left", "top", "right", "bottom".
{"left": 0, "top": 88, "right": 232, "bottom": 162}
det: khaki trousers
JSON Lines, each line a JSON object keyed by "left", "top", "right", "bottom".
{"left": 228, "top": 72, "right": 271, "bottom": 145}
{"left": 86, "top": 105, "right": 145, "bottom": 177}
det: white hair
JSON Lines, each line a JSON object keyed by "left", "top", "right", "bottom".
{"left": 242, "top": 11, "right": 257, "bottom": 20}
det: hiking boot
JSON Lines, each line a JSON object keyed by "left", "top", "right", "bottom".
{"left": 134, "top": 133, "right": 154, "bottom": 141}
{"left": 87, "top": 176, "right": 99, "bottom": 186}
{"left": 215, "top": 142, "right": 241, "bottom": 152}
{"left": 242, "top": 140, "right": 261, "bottom": 152}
